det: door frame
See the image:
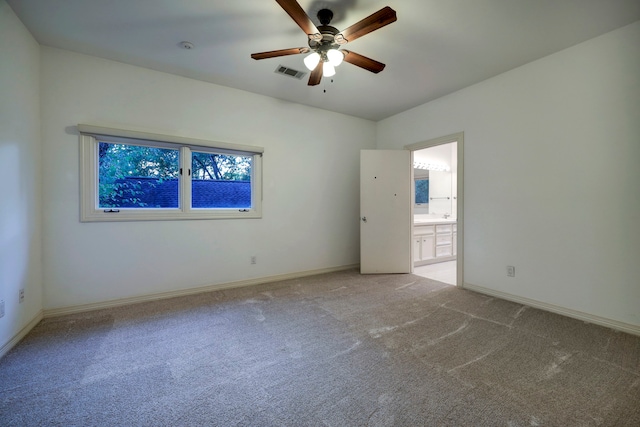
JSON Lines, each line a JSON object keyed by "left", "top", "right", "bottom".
{"left": 405, "top": 132, "right": 464, "bottom": 287}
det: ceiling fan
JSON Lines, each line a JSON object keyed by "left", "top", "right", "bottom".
{"left": 251, "top": 0, "right": 397, "bottom": 86}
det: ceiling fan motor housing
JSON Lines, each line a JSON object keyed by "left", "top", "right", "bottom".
{"left": 308, "top": 9, "right": 344, "bottom": 57}
{"left": 310, "top": 27, "right": 340, "bottom": 49}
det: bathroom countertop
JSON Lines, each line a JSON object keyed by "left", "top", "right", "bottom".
{"left": 413, "top": 218, "right": 457, "bottom": 225}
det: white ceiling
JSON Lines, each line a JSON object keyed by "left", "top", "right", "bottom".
{"left": 7, "top": 0, "right": 640, "bottom": 121}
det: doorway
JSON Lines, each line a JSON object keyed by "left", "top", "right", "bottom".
{"left": 405, "top": 133, "right": 463, "bottom": 287}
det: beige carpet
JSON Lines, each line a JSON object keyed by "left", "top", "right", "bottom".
{"left": 1, "top": 269, "right": 639, "bottom": 426}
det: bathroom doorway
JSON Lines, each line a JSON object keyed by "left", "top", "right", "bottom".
{"left": 405, "top": 133, "right": 463, "bottom": 287}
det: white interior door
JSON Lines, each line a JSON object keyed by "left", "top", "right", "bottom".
{"left": 360, "top": 150, "right": 412, "bottom": 274}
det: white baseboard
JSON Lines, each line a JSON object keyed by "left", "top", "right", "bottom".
{"left": 462, "top": 282, "right": 640, "bottom": 337}
{"left": 43, "top": 264, "right": 360, "bottom": 318}
{"left": 0, "top": 310, "right": 44, "bottom": 359}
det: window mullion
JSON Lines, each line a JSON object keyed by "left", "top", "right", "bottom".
{"left": 181, "top": 147, "right": 192, "bottom": 213}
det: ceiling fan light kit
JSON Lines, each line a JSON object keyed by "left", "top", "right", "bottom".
{"left": 303, "top": 52, "right": 320, "bottom": 70}
{"left": 326, "top": 49, "right": 344, "bottom": 66}
{"left": 322, "top": 62, "right": 336, "bottom": 77}
{"left": 251, "top": 0, "right": 397, "bottom": 86}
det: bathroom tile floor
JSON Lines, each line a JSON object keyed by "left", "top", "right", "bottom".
{"left": 413, "top": 261, "right": 456, "bottom": 286}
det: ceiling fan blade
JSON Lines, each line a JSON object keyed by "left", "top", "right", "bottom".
{"left": 251, "top": 47, "right": 310, "bottom": 60}
{"left": 308, "top": 62, "right": 323, "bottom": 86}
{"left": 342, "top": 50, "right": 386, "bottom": 73}
{"left": 336, "top": 6, "right": 397, "bottom": 43}
{"left": 275, "top": 0, "right": 321, "bottom": 40}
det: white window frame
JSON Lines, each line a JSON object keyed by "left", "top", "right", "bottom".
{"left": 79, "top": 124, "right": 263, "bottom": 222}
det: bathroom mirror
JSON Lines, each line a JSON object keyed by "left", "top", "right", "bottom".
{"left": 413, "top": 142, "right": 457, "bottom": 219}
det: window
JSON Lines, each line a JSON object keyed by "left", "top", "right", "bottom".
{"left": 79, "top": 125, "right": 262, "bottom": 221}
{"left": 98, "top": 142, "right": 180, "bottom": 209}
{"left": 190, "top": 150, "right": 252, "bottom": 209}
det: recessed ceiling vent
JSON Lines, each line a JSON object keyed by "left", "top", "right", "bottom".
{"left": 275, "top": 65, "right": 306, "bottom": 80}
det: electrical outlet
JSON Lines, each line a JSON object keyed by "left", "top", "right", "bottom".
{"left": 19, "top": 288, "right": 25, "bottom": 303}
{"left": 0, "top": 300, "right": 5, "bottom": 318}
{"left": 507, "top": 266, "right": 516, "bottom": 277}
{"left": 251, "top": 256, "right": 257, "bottom": 265}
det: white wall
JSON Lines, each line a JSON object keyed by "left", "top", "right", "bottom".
{"left": 40, "top": 47, "right": 375, "bottom": 310}
{"left": 0, "top": 1, "right": 43, "bottom": 352}
{"left": 378, "top": 21, "right": 640, "bottom": 328}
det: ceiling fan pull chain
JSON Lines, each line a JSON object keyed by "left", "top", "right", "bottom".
{"left": 323, "top": 78, "right": 335, "bottom": 93}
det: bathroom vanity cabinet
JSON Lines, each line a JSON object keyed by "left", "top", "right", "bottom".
{"left": 414, "top": 221, "right": 457, "bottom": 266}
